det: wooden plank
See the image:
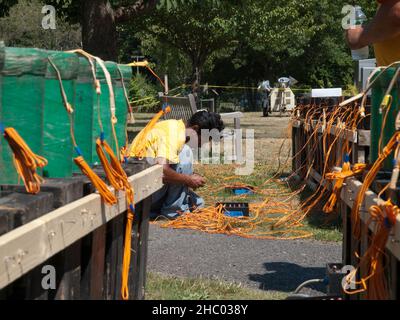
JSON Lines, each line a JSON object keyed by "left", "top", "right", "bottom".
{"left": 359, "top": 223, "right": 369, "bottom": 300}
{"left": 104, "top": 215, "right": 124, "bottom": 300}
{"left": 220, "top": 112, "right": 244, "bottom": 120}
{"left": 128, "top": 203, "right": 141, "bottom": 300}
{"left": 90, "top": 225, "right": 106, "bottom": 299}
{"left": 330, "top": 126, "right": 357, "bottom": 143}
{"left": 135, "top": 196, "right": 151, "bottom": 300}
{"left": 341, "top": 178, "right": 400, "bottom": 261}
{"left": 295, "top": 119, "right": 357, "bottom": 142}
{"left": 387, "top": 251, "right": 398, "bottom": 300}
{"left": 357, "top": 130, "right": 371, "bottom": 147}
{"left": 49, "top": 240, "right": 81, "bottom": 300}
{"left": 0, "top": 165, "right": 163, "bottom": 290}
{"left": 340, "top": 199, "right": 351, "bottom": 266}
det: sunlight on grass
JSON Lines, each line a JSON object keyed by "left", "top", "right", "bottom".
{"left": 146, "top": 272, "right": 287, "bottom": 300}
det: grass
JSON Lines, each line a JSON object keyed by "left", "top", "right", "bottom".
{"left": 134, "top": 112, "right": 342, "bottom": 242}
{"left": 194, "top": 161, "right": 342, "bottom": 242}
{"left": 145, "top": 272, "right": 288, "bottom": 300}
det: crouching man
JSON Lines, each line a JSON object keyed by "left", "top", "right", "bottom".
{"left": 128, "top": 110, "right": 225, "bottom": 219}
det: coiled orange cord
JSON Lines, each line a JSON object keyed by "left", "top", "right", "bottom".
{"left": 351, "top": 132, "right": 400, "bottom": 239}
{"left": 74, "top": 156, "right": 117, "bottom": 205}
{"left": 344, "top": 200, "right": 398, "bottom": 299}
{"left": 67, "top": 50, "right": 137, "bottom": 300}
{"left": 96, "top": 138, "right": 126, "bottom": 191}
{"left": 1, "top": 127, "right": 48, "bottom": 194}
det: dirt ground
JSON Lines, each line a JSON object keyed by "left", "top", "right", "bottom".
{"left": 130, "top": 111, "right": 292, "bottom": 163}
{"left": 223, "top": 112, "right": 292, "bottom": 162}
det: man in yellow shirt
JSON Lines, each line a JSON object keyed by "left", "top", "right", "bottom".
{"left": 129, "top": 110, "right": 224, "bottom": 219}
{"left": 346, "top": 0, "right": 400, "bottom": 66}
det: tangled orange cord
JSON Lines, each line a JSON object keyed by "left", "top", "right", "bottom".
{"left": 323, "top": 161, "right": 367, "bottom": 214}
{"left": 2, "top": 127, "right": 48, "bottom": 194}
{"left": 160, "top": 185, "right": 313, "bottom": 240}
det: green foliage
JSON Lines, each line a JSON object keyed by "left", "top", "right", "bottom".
{"left": 0, "top": 0, "right": 81, "bottom": 50}
{"left": 127, "top": 0, "right": 239, "bottom": 85}
{"left": 128, "top": 73, "right": 160, "bottom": 112}
{"left": 1, "top": 0, "right": 380, "bottom": 89}
{"left": 122, "top": 0, "right": 378, "bottom": 89}
{"left": 146, "top": 272, "right": 287, "bottom": 300}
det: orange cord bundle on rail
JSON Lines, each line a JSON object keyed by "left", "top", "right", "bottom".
{"left": 48, "top": 56, "right": 117, "bottom": 206}
{"left": 323, "top": 160, "right": 367, "bottom": 214}
{"left": 351, "top": 132, "right": 400, "bottom": 239}
{"left": 344, "top": 200, "right": 398, "bottom": 299}
{"left": 1, "top": 127, "right": 48, "bottom": 194}
{"left": 67, "top": 50, "right": 138, "bottom": 300}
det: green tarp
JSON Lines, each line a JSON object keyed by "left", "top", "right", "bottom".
{"left": 42, "top": 50, "right": 79, "bottom": 178}
{"left": 0, "top": 46, "right": 48, "bottom": 184}
{"left": 0, "top": 45, "right": 132, "bottom": 182}
{"left": 115, "top": 64, "right": 132, "bottom": 150}
{"left": 371, "top": 68, "right": 399, "bottom": 170}
{"left": 73, "top": 56, "right": 97, "bottom": 171}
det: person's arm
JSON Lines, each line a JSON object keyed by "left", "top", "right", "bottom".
{"left": 155, "top": 158, "right": 205, "bottom": 189}
{"left": 346, "top": 0, "right": 400, "bottom": 49}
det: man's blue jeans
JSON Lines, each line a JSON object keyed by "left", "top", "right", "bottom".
{"left": 150, "top": 144, "right": 205, "bottom": 219}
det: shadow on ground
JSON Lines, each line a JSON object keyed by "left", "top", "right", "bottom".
{"left": 248, "top": 262, "right": 326, "bottom": 293}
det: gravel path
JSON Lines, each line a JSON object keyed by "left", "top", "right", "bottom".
{"left": 147, "top": 225, "right": 342, "bottom": 296}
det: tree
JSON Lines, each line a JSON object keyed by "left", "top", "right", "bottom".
{"left": 1, "top": 0, "right": 159, "bottom": 60}
{"left": 0, "top": 0, "right": 81, "bottom": 50}
{"left": 132, "top": 0, "right": 240, "bottom": 86}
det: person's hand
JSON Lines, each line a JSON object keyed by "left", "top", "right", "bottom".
{"left": 346, "top": 27, "right": 367, "bottom": 50}
{"left": 187, "top": 174, "right": 206, "bottom": 189}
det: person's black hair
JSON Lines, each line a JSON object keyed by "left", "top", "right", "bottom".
{"left": 188, "top": 110, "right": 225, "bottom": 132}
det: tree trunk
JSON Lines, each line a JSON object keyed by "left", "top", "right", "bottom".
{"left": 191, "top": 64, "right": 201, "bottom": 96}
{"left": 81, "top": 0, "right": 117, "bottom": 61}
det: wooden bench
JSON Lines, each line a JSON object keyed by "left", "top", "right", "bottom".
{"left": 160, "top": 94, "right": 244, "bottom": 162}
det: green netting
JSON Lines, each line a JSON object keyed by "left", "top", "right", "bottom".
{"left": 92, "top": 61, "right": 113, "bottom": 164}
{"left": 42, "top": 51, "right": 79, "bottom": 178}
{"left": 0, "top": 46, "right": 131, "bottom": 181}
{"left": 115, "top": 64, "right": 131, "bottom": 149}
{"left": 0, "top": 46, "right": 48, "bottom": 184}
{"left": 371, "top": 68, "right": 399, "bottom": 170}
{"left": 0, "top": 42, "right": 4, "bottom": 179}
{"left": 73, "top": 56, "right": 97, "bottom": 170}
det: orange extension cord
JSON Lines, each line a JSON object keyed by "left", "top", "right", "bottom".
{"left": 158, "top": 101, "right": 365, "bottom": 241}
{"left": 344, "top": 200, "right": 398, "bottom": 299}
{"left": 48, "top": 57, "right": 117, "bottom": 206}
{"left": 68, "top": 51, "right": 138, "bottom": 300}
{"left": 1, "top": 126, "right": 48, "bottom": 194}
{"left": 127, "top": 105, "right": 171, "bottom": 159}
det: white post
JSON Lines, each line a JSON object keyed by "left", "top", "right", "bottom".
{"left": 164, "top": 74, "right": 169, "bottom": 95}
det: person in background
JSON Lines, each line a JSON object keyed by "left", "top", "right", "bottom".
{"left": 258, "top": 80, "right": 272, "bottom": 117}
{"left": 346, "top": 0, "right": 400, "bottom": 66}
{"left": 128, "top": 110, "right": 225, "bottom": 219}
